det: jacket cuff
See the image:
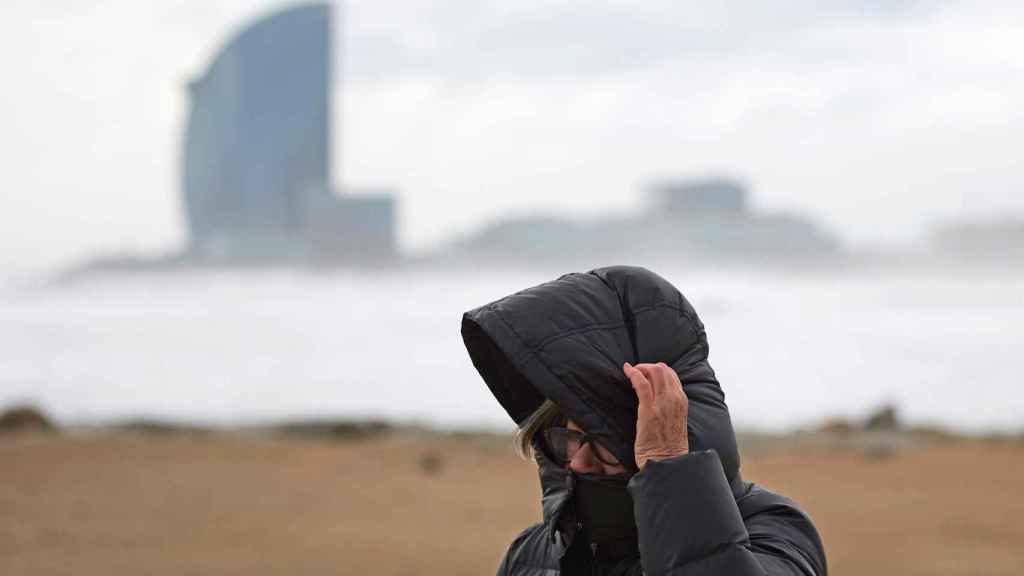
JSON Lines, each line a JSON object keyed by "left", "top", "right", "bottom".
{"left": 628, "top": 450, "right": 749, "bottom": 571}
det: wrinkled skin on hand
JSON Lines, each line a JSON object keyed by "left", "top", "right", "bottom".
{"left": 623, "top": 362, "right": 690, "bottom": 470}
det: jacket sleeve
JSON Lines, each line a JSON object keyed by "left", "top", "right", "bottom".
{"left": 627, "top": 450, "right": 826, "bottom": 576}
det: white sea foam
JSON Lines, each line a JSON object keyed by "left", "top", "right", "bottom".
{"left": 1, "top": 267, "right": 1021, "bottom": 433}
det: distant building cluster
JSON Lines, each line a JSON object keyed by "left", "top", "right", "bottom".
{"left": 445, "top": 177, "right": 841, "bottom": 266}
{"left": 181, "top": 3, "right": 396, "bottom": 264}
{"left": 645, "top": 178, "right": 840, "bottom": 259}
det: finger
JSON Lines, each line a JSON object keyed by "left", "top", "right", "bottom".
{"left": 635, "top": 363, "right": 667, "bottom": 396}
{"left": 633, "top": 363, "right": 658, "bottom": 380}
{"left": 623, "top": 362, "right": 653, "bottom": 406}
{"left": 645, "top": 362, "right": 681, "bottom": 395}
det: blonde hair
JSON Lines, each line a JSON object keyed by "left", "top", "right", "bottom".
{"left": 513, "top": 399, "right": 563, "bottom": 460}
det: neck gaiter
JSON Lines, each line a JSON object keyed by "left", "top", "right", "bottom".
{"left": 570, "top": 471, "right": 638, "bottom": 549}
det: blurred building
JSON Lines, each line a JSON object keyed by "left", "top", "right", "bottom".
{"left": 445, "top": 177, "right": 840, "bottom": 266}
{"left": 644, "top": 177, "right": 839, "bottom": 260}
{"left": 181, "top": 3, "right": 395, "bottom": 264}
{"left": 649, "top": 178, "right": 749, "bottom": 216}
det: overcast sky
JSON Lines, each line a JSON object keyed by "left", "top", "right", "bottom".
{"left": 2, "top": 0, "right": 1022, "bottom": 274}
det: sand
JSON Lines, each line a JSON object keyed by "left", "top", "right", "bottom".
{"left": 1, "top": 431, "right": 1022, "bottom": 575}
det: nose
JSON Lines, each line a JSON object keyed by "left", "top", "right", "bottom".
{"left": 568, "top": 443, "right": 603, "bottom": 474}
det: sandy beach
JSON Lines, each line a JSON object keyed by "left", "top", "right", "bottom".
{"left": 2, "top": 428, "right": 1022, "bottom": 575}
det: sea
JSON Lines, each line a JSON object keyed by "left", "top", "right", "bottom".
{"left": 1, "top": 266, "right": 1021, "bottom": 434}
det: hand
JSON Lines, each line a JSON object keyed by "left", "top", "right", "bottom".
{"left": 623, "top": 362, "right": 689, "bottom": 470}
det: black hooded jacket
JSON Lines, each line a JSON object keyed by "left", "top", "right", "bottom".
{"left": 461, "top": 266, "right": 827, "bottom": 576}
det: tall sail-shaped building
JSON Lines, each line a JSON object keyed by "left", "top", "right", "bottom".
{"left": 182, "top": 3, "right": 394, "bottom": 263}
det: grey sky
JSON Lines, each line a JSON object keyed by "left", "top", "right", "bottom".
{"left": 1, "top": 0, "right": 1022, "bottom": 273}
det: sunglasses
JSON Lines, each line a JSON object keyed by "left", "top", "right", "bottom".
{"left": 541, "top": 427, "right": 622, "bottom": 467}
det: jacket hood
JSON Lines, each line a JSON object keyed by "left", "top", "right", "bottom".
{"left": 461, "top": 266, "right": 740, "bottom": 497}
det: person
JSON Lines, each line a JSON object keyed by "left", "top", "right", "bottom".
{"left": 461, "top": 265, "right": 827, "bottom": 576}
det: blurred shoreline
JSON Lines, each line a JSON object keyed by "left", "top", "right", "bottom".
{"left": 4, "top": 403, "right": 1022, "bottom": 455}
